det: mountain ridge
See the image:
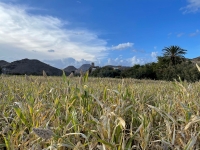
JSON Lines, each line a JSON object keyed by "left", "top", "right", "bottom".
{"left": 0, "top": 57, "right": 199, "bottom": 75}
{"left": 1, "top": 58, "right": 63, "bottom": 76}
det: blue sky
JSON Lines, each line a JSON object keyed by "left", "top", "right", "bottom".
{"left": 0, "top": 0, "right": 200, "bottom": 68}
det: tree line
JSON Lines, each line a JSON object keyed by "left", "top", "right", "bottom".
{"left": 90, "top": 45, "right": 200, "bottom": 82}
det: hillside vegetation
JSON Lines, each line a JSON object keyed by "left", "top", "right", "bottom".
{"left": 1, "top": 72, "right": 200, "bottom": 149}
{"left": 90, "top": 46, "right": 200, "bottom": 82}
{"left": 90, "top": 59, "right": 200, "bottom": 82}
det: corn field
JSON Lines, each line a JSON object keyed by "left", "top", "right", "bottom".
{"left": 1, "top": 70, "right": 200, "bottom": 150}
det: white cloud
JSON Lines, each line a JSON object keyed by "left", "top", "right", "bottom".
{"left": 151, "top": 51, "right": 158, "bottom": 61}
{"left": 0, "top": 2, "right": 108, "bottom": 63}
{"left": 111, "top": 42, "right": 134, "bottom": 50}
{"left": 44, "top": 58, "right": 91, "bottom": 69}
{"left": 105, "top": 56, "right": 146, "bottom": 67}
{"left": 177, "top": 33, "right": 184, "bottom": 37}
{"left": 151, "top": 52, "right": 157, "bottom": 58}
{"left": 181, "top": 0, "right": 200, "bottom": 13}
{"left": 189, "top": 29, "right": 199, "bottom": 36}
{"left": 129, "top": 56, "right": 145, "bottom": 65}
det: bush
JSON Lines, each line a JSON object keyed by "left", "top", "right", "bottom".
{"left": 90, "top": 66, "right": 121, "bottom": 78}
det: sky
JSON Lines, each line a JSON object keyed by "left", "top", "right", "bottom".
{"left": 0, "top": 0, "right": 200, "bottom": 69}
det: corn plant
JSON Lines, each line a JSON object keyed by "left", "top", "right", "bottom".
{"left": 1, "top": 67, "right": 200, "bottom": 149}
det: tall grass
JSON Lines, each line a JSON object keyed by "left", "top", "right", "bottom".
{"left": 0, "top": 72, "right": 200, "bottom": 149}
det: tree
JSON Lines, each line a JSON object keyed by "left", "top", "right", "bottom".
{"left": 162, "top": 45, "right": 187, "bottom": 65}
{"left": 157, "top": 56, "right": 171, "bottom": 67}
{"left": 90, "top": 66, "right": 121, "bottom": 78}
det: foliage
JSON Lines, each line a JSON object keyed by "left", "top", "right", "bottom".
{"left": 90, "top": 61, "right": 200, "bottom": 82}
{"left": 162, "top": 45, "right": 187, "bottom": 65}
{"left": 121, "top": 63, "right": 157, "bottom": 79}
{"left": 90, "top": 66, "right": 121, "bottom": 78}
{"left": 1, "top": 75, "right": 200, "bottom": 149}
{"left": 90, "top": 46, "right": 200, "bottom": 82}
{"left": 156, "top": 61, "right": 200, "bottom": 82}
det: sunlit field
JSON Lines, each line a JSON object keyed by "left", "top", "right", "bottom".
{"left": 1, "top": 72, "right": 200, "bottom": 149}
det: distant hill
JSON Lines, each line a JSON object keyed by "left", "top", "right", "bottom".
{"left": 0, "top": 60, "right": 10, "bottom": 67}
{"left": 1, "top": 58, "right": 63, "bottom": 76}
{"left": 76, "top": 64, "right": 91, "bottom": 73}
{"left": 191, "top": 57, "right": 200, "bottom": 63}
{"left": 63, "top": 66, "right": 77, "bottom": 74}
{"left": 1, "top": 56, "right": 200, "bottom": 76}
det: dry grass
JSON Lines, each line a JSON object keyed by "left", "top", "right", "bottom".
{"left": 0, "top": 72, "right": 200, "bottom": 149}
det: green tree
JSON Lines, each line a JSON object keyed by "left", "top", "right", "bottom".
{"left": 90, "top": 66, "right": 121, "bottom": 78}
{"left": 162, "top": 45, "right": 187, "bottom": 65}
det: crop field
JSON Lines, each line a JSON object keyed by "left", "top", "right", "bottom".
{"left": 1, "top": 72, "right": 200, "bottom": 149}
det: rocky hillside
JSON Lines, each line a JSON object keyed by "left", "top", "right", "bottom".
{"left": 76, "top": 64, "right": 91, "bottom": 74}
{"left": 1, "top": 58, "right": 63, "bottom": 76}
{"left": 191, "top": 57, "right": 200, "bottom": 63}
{"left": 0, "top": 60, "right": 10, "bottom": 67}
{"left": 63, "top": 66, "right": 77, "bottom": 74}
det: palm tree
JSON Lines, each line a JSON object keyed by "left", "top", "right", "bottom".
{"left": 162, "top": 45, "right": 187, "bottom": 65}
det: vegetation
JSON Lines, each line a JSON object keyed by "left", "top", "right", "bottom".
{"left": 1, "top": 69, "right": 200, "bottom": 149}
{"left": 90, "top": 61, "right": 200, "bottom": 82}
{"left": 90, "top": 66, "right": 121, "bottom": 78}
{"left": 90, "top": 45, "right": 200, "bottom": 82}
{"left": 0, "top": 45, "right": 200, "bottom": 149}
{"left": 162, "top": 45, "right": 187, "bottom": 66}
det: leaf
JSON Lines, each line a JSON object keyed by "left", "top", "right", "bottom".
{"left": 68, "top": 72, "right": 74, "bottom": 78}
{"left": 3, "top": 135, "right": 11, "bottom": 150}
{"left": 112, "top": 90, "right": 119, "bottom": 94}
{"left": 98, "top": 139, "right": 115, "bottom": 148}
{"left": 54, "top": 98, "right": 59, "bottom": 107}
{"left": 57, "top": 143, "right": 74, "bottom": 149}
{"left": 13, "top": 106, "right": 27, "bottom": 125}
{"left": 62, "top": 133, "right": 88, "bottom": 140}
{"left": 184, "top": 133, "right": 200, "bottom": 150}
{"left": 103, "top": 87, "right": 107, "bottom": 100}
{"left": 117, "top": 117, "right": 126, "bottom": 129}
{"left": 83, "top": 71, "right": 89, "bottom": 83}
{"left": 62, "top": 70, "right": 67, "bottom": 82}
{"left": 184, "top": 115, "right": 200, "bottom": 130}
{"left": 43, "top": 70, "right": 47, "bottom": 78}
{"left": 196, "top": 64, "right": 200, "bottom": 72}
{"left": 90, "top": 94, "right": 104, "bottom": 108}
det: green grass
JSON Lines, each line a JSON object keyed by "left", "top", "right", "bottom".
{"left": 1, "top": 73, "right": 200, "bottom": 149}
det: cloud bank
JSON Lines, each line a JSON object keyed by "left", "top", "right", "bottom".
{"left": 111, "top": 42, "right": 134, "bottom": 50}
{"left": 106, "top": 57, "right": 144, "bottom": 66}
{"left": 0, "top": 2, "right": 155, "bottom": 68}
{"left": 190, "top": 29, "right": 199, "bottom": 36}
{"left": 44, "top": 58, "right": 92, "bottom": 69}
{"left": 105, "top": 52, "right": 157, "bottom": 67}
{"left": 0, "top": 2, "right": 108, "bottom": 62}
{"left": 181, "top": 0, "right": 200, "bottom": 13}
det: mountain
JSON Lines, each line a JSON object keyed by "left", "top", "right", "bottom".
{"left": 191, "top": 57, "right": 200, "bottom": 63}
{"left": 63, "top": 66, "right": 77, "bottom": 74}
{"left": 1, "top": 58, "right": 63, "bottom": 76}
{"left": 0, "top": 60, "right": 10, "bottom": 67}
{"left": 76, "top": 64, "right": 91, "bottom": 73}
